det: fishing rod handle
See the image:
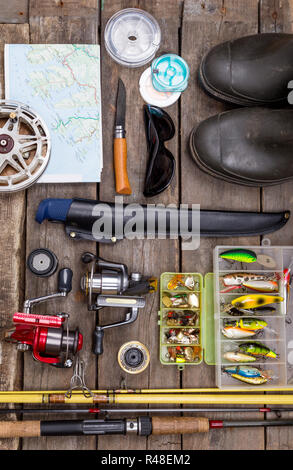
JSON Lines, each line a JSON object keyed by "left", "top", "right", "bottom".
{"left": 152, "top": 417, "right": 209, "bottom": 434}
{"left": 0, "top": 421, "right": 41, "bottom": 438}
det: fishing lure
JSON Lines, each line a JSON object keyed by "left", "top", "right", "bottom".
{"left": 283, "top": 267, "right": 292, "bottom": 315}
{"left": 224, "top": 318, "right": 267, "bottom": 331}
{"left": 221, "top": 273, "right": 278, "bottom": 293}
{"left": 222, "top": 326, "right": 256, "bottom": 339}
{"left": 166, "top": 345, "right": 201, "bottom": 363}
{"left": 167, "top": 275, "right": 184, "bottom": 290}
{"left": 220, "top": 248, "right": 277, "bottom": 269}
{"left": 224, "top": 365, "right": 263, "bottom": 377}
{"left": 162, "top": 293, "right": 199, "bottom": 309}
{"left": 165, "top": 328, "right": 199, "bottom": 345}
{"left": 231, "top": 294, "right": 283, "bottom": 310}
{"left": 220, "top": 249, "right": 257, "bottom": 263}
{"left": 230, "top": 374, "right": 268, "bottom": 385}
{"left": 223, "top": 351, "right": 257, "bottom": 363}
{"left": 239, "top": 342, "right": 277, "bottom": 359}
{"left": 164, "top": 310, "right": 198, "bottom": 327}
{"left": 224, "top": 366, "right": 269, "bottom": 385}
{"left": 222, "top": 272, "right": 275, "bottom": 287}
{"left": 167, "top": 275, "right": 196, "bottom": 291}
{"left": 242, "top": 280, "right": 278, "bottom": 293}
{"left": 227, "top": 306, "right": 276, "bottom": 316}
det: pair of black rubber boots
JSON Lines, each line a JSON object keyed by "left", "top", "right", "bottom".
{"left": 189, "top": 34, "right": 293, "bottom": 186}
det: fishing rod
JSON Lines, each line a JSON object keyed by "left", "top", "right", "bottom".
{"left": 1, "top": 393, "right": 293, "bottom": 405}
{"left": 2, "top": 386, "right": 293, "bottom": 394}
{"left": 1, "top": 416, "right": 293, "bottom": 438}
{"left": 0, "top": 406, "right": 292, "bottom": 415}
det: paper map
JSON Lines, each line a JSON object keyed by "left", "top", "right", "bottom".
{"left": 5, "top": 44, "right": 103, "bottom": 183}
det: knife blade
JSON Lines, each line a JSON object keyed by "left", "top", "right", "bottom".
{"left": 114, "top": 78, "right": 131, "bottom": 195}
{"left": 115, "top": 78, "right": 126, "bottom": 128}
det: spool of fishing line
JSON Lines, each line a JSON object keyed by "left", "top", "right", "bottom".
{"left": 118, "top": 341, "right": 150, "bottom": 374}
{"left": 104, "top": 8, "right": 161, "bottom": 68}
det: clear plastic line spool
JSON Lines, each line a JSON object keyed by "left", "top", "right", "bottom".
{"left": 0, "top": 100, "right": 51, "bottom": 192}
{"left": 104, "top": 8, "right": 161, "bottom": 68}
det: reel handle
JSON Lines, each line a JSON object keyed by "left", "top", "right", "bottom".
{"left": 93, "top": 327, "right": 104, "bottom": 355}
{"left": 58, "top": 268, "right": 73, "bottom": 294}
{"left": 81, "top": 252, "right": 128, "bottom": 285}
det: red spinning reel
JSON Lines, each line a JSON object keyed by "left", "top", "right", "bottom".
{"left": 5, "top": 268, "right": 83, "bottom": 368}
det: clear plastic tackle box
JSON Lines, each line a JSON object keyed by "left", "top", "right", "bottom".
{"left": 159, "top": 246, "right": 293, "bottom": 390}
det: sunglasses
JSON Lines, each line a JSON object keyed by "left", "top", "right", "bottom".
{"left": 143, "top": 105, "right": 175, "bottom": 197}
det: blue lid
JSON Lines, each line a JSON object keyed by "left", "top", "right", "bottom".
{"left": 151, "top": 54, "right": 190, "bottom": 92}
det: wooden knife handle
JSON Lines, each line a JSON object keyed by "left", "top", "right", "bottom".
{"left": 114, "top": 137, "right": 132, "bottom": 195}
{"left": 151, "top": 417, "right": 210, "bottom": 435}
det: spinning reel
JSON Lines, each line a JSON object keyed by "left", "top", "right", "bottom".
{"left": 80, "top": 252, "right": 157, "bottom": 355}
{"left": 5, "top": 268, "right": 83, "bottom": 367}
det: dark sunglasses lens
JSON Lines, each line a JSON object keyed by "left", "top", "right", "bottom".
{"left": 144, "top": 148, "right": 175, "bottom": 197}
{"left": 145, "top": 106, "right": 175, "bottom": 142}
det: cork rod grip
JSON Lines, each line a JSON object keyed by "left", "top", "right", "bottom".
{"left": 151, "top": 417, "right": 210, "bottom": 435}
{"left": 114, "top": 137, "right": 131, "bottom": 195}
{"left": 0, "top": 420, "right": 41, "bottom": 438}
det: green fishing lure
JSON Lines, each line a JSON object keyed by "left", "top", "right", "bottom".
{"left": 239, "top": 342, "right": 277, "bottom": 359}
{"left": 220, "top": 249, "right": 257, "bottom": 263}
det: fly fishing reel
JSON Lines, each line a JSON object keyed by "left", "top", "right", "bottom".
{"left": 5, "top": 268, "right": 83, "bottom": 367}
{"left": 80, "top": 252, "right": 157, "bottom": 355}
{"left": 0, "top": 100, "right": 51, "bottom": 192}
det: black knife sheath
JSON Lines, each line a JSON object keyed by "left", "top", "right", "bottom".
{"left": 35, "top": 198, "right": 290, "bottom": 242}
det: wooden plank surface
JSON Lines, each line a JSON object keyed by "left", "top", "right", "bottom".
{"left": 21, "top": 3, "right": 100, "bottom": 451}
{"left": 0, "top": 1, "right": 28, "bottom": 23}
{"left": 29, "top": 0, "right": 99, "bottom": 18}
{"left": 260, "top": 0, "right": 293, "bottom": 451}
{"left": 0, "top": 0, "right": 293, "bottom": 451}
{"left": 98, "top": 0, "right": 182, "bottom": 451}
{"left": 180, "top": 0, "right": 264, "bottom": 450}
{"left": 0, "top": 23, "right": 29, "bottom": 451}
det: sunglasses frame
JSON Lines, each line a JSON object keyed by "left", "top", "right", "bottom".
{"left": 143, "top": 104, "right": 176, "bottom": 197}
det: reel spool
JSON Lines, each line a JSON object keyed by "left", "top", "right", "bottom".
{"left": 0, "top": 100, "right": 51, "bottom": 192}
{"left": 118, "top": 341, "right": 150, "bottom": 374}
{"left": 27, "top": 248, "right": 58, "bottom": 277}
{"left": 5, "top": 312, "right": 83, "bottom": 368}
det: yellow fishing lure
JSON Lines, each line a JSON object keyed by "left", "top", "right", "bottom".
{"left": 231, "top": 294, "right": 283, "bottom": 310}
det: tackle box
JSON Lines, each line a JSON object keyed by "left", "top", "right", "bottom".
{"left": 214, "top": 245, "right": 293, "bottom": 390}
{"left": 159, "top": 245, "right": 293, "bottom": 390}
{"left": 158, "top": 272, "right": 215, "bottom": 368}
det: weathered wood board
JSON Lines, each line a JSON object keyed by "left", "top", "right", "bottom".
{"left": 98, "top": 0, "right": 182, "bottom": 452}
{"left": 0, "top": 1, "right": 28, "bottom": 24}
{"left": 0, "top": 23, "right": 29, "bottom": 451}
{"left": 260, "top": 0, "right": 293, "bottom": 451}
{"left": 21, "top": 2, "right": 100, "bottom": 451}
{"left": 180, "top": 0, "right": 264, "bottom": 450}
{"left": 0, "top": 0, "right": 293, "bottom": 451}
